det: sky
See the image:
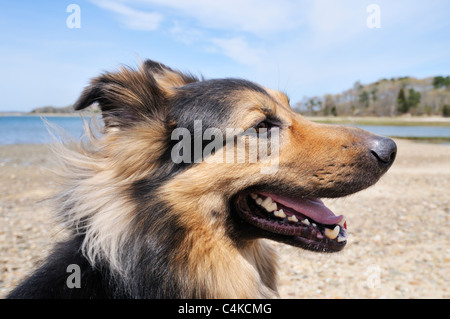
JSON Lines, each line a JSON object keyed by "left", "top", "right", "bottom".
{"left": 1, "top": 0, "right": 450, "bottom": 112}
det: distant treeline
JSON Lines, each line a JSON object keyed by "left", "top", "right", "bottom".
{"left": 31, "top": 76, "right": 450, "bottom": 117}
{"left": 294, "top": 76, "right": 450, "bottom": 117}
{"left": 30, "top": 105, "right": 100, "bottom": 114}
{"left": 30, "top": 105, "right": 74, "bottom": 114}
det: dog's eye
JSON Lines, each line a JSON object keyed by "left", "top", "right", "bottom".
{"left": 253, "top": 117, "right": 281, "bottom": 135}
{"left": 254, "top": 120, "right": 277, "bottom": 134}
{"left": 255, "top": 121, "right": 268, "bottom": 133}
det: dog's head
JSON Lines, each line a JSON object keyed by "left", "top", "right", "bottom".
{"left": 73, "top": 60, "right": 396, "bottom": 256}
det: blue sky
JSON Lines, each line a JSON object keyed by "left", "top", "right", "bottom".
{"left": 1, "top": 0, "right": 450, "bottom": 112}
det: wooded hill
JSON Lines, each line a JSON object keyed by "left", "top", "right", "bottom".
{"left": 294, "top": 76, "right": 450, "bottom": 117}
{"left": 30, "top": 105, "right": 74, "bottom": 114}
{"left": 29, "top": 104, "right": 100, "bottom": 114}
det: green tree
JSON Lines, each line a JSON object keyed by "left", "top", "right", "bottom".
{"left": 433, "top": 76, "right": 450, "bottom": 89}
{"left": 323, "top": 94, "right": 335, "bottom": 116}
{"left": 370, "top": 88, "right": 377, "bottom": 102}
{"left": 397, "top": 88, "right": 421, "bottom": 113}
{"left": 407, "top": 88, "right": 421, "bottom": 109}
{"left": 397, "top": 88, "right": 408, "bottom": 113}
{"left": 443, "top": 105, "right": 450, "bottom": 117}
{"left": 331, "top": 105, "right": 337, "bottom": 116}
{"left": 359, "top": 91, "right": 370, "bottom": 108}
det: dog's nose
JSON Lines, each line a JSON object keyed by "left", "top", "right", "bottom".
{"left": 369, "top": 136, "right": 397, "bottom": 166}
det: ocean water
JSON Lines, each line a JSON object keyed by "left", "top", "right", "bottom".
{"left": 0, "top": 116, "right": 449, "bottom": 145}
{"left": 0, "top": 116, "right": 88, "bottom": 145}
{"left": 347, "top": 124, "right": 450, "bottom": 138}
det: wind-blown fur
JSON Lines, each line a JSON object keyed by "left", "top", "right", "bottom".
{"left": 7, "top": 59, "right": 395, "bottom": 299}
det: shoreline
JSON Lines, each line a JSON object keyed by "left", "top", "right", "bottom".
{"left": 0, "top": 112, "right": 95, "bottom": 117}
{"left": 306, "top": 116, "right": 450, "bottom": 127}
{"left": 1, "top": 137, "right": 449, "bottom": 147}
{"left": 2, "top": 113, "right": 450, "bottom": 125}
{"left": 1, "top": 115, "right": 449, "bottom": 145}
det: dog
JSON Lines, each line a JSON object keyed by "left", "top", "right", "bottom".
{"left": 7, "top": 60, "right": 396, "bottom": 298}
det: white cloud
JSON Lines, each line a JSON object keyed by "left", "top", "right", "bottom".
{"left": 125, "top": 0, "right": 308, "bottom": 36}
{"left": 92, "top": 0, "right": 163, "bottom": 31}
{"left": 169, "top": 21, "right": 204, "bottom": 45}
{"left": 210, "top": 37, "right": 264, "bottom": 66}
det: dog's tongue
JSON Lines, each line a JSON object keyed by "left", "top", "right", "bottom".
{"left": 261, "top": 193, "right": 344, "bottom": 226}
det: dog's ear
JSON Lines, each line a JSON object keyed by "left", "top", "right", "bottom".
{"left": 73, "top": 60, "right": 198, "bottom": 127}
{"left": 143, "top": 59, "right": 198, "bottom": 95}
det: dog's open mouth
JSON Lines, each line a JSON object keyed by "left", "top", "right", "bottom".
{"left": 235, "top": 192, "right": 348, "bottom": 252}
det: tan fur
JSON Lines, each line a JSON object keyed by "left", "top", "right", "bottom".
{"left": 153, "top": 68, "right": 191, "bottom": 96}
{"left": 158, "top": 180, "right": 279, "bottom": 298}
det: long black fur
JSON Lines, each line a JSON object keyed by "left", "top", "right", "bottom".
{"left": 7, "top": 236, "right": 114, "bottom": 299}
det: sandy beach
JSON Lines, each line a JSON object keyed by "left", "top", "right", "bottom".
{"left": 0, "top": 139, "right": 449, "bottom": 298}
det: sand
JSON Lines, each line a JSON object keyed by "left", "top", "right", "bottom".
{"left": 0, "top": 139, "right": 449, "bottom": 298}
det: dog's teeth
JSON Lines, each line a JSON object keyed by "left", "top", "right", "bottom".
{"left": 324, "top": 225, "right": 340, "bottom": 240}
{"left": 338, "top": 216, "right": 346, "bottom": 228}
{"left": 250, "top": 193, "right": 258, "bottom": 200}
{"left": 288, "top": 215, "right": 298, "bottom": 223}
{"left": 337, "top": 229, "right": 348, "bottom": 242}
{"left": 274, "top": 209, "right": 286, "bottom": 218}
{"left": 261, "top": 196, "right": 273, "bottom": 207}
{"left": 261, "top": 197, "right": 277, "bottom": 212}
{"left": 255, "top": 197, "right": 263, "bottom": 205}
{"left": 264, "top": 203, "right": 277, "bottom": 212}
{"left": 301, "top": 219, "right": 310, "bottom": 226}
{"left": 312, "top": 223, "right": 317, "bottom": 228}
